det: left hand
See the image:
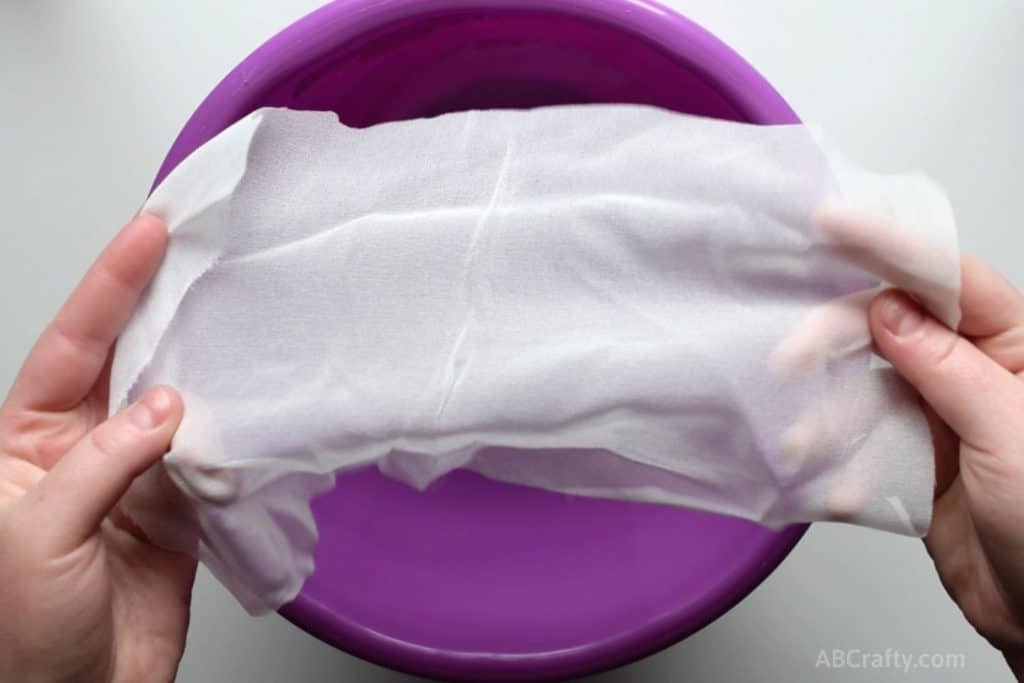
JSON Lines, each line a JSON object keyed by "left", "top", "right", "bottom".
{"left": 0, "top": 214, "right": 195, "bottom": 683}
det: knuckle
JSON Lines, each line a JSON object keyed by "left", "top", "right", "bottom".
{"left": 961, "top": 444, "right": 1024, "bottom": 496}
{"left": 88, "top": 424, "right": 133, "bottom": 459}
{"left": 51, "top": 320, "right": 109, "bottom": 365}
{"left": 96, "top": 251, "right": 152, "bottom": 297}
{"left": 922, "top": 328, "right": 962, "bottom": 369}
{"left": 0, "top": 410, "right": 86, "bottom": 467}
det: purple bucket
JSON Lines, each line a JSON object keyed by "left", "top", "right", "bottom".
{"left": 154, "top": 1, "right": 806, "bottom": 680}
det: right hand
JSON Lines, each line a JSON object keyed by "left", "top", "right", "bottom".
{"left": 869, "top": 254, "right": 1024, "bottom": 679}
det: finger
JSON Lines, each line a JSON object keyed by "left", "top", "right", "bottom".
{"left": 957, "top": 253, "right": 1024, "bottom": 372}
{"left": 778, "top": 361, "right": 960, "bottom": 506}
{"left": 813, "top": 202, "right": 960, "bottom": 326}
{"left": 20, "top": 386, "right": 183, "bottom": 552}
{"left": 868, "top": 290, "right": 1024, "bottom": 453}
{"left": 958, "top": 253, "right": 1024, "bottom": 336}
{"left": 778, "top": 369, "right": 890, "bottom": 467}
{"left": 5, "top": 214, "right": 168, "bottom": 413}
{"left": 777, "top": 366, "right": 935, "bottom": 533}
{"left": 769, "top": 288, "right": 878, "bottom": 376}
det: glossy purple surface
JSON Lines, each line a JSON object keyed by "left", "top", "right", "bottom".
{"left": 153, "top": 1, "right": 807, "bottom": 680}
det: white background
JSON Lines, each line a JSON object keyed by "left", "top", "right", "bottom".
{"left": 1, "top": 1, "right": 1021, "bottom": 681}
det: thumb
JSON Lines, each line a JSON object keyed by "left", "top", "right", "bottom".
{"left": 868, "top": 289, "right": 1024, "bottom": 457}
{"left": 871, "top": 291, "right": 1024, "bottom": 621}
{"left": 23, "top": 386, "right": 183, "bottom": 553}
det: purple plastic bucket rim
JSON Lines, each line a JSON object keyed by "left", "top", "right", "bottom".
{"left": 154, "top": 0, "right": 808, "bottom": 679}
{"left": 153, "top": 0, "right": 803, "bottom": 187}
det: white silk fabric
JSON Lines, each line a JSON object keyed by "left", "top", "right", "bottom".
{"left": 111, "top": 105, "right": 959, "bottom": 613}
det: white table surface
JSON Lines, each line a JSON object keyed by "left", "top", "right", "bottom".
{"left": 1, "top": 2, "right": 1020, "bottom": 681}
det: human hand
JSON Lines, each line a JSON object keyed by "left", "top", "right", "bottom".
{"left": 773, "top": 203, "right": 1024, "bottom": 677}
{"left": 0, "top": 215, "right": 194, "bottom": 682}
{"left": 869, "top": 257, "right": 1024, "bottom": 679}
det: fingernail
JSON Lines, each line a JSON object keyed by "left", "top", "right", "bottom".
{"left": 130, "top": 387, "right": 173, "bottom": 430}
{"left": 880, "top": 295, "right": 925, "bottom": 336}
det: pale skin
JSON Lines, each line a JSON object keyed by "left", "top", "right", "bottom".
{"left": 0, "top": 213, "right": 1022, "bottom": 681}
{"left": 0, "top": 215, "right": 193, "bottom": 682}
